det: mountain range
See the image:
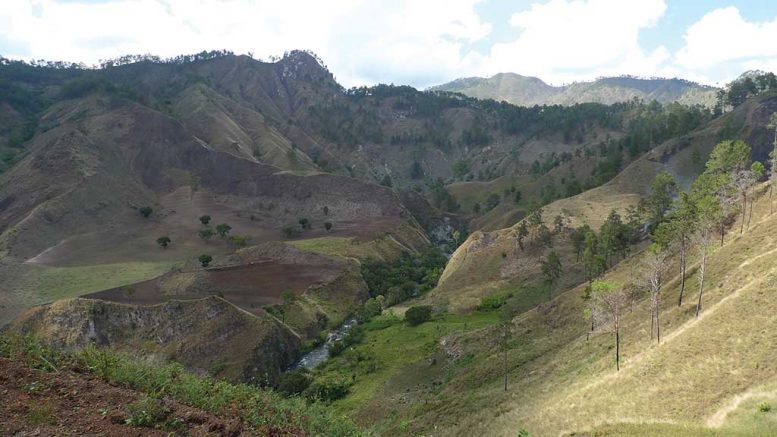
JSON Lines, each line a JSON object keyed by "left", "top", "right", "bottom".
{"left": 1, "top": 49, "right": 777, "bottom": 436}
{"left": 431, "top": 72, "right": 720, "bottom": 107}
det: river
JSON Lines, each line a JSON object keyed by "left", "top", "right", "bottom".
{"left": 287, "top": 317, "right": 359, "bottom": 370}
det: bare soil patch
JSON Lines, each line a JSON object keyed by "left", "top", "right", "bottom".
{"left": 0, "top": 357, "right": 242, "bottom": 436}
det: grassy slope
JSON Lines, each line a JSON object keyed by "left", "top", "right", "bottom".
{"left": 431, "top": 97, "right": 766, "bottom": 314}
{"left": 310, "top": 311, "right": 501, "bottom": 433}
{"left": 317, "top": 184, "right": 777, "bottom": 436}
{"left": 423, "top": 185, "right": 777, "bottom": 436}
{"left": 0, "top": 261, "right": 177, "bottom": 326}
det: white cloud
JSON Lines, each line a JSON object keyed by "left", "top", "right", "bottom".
{"left": 674, "top": 6, "right": 777, "bottom": 84}
{"left": 0, "top": 0, "right": 490, "bottom": 88}
{"left": 0, "top": 0, "right": 776, "bottom": 89}
{"left": 477, "top": 0, "right": 669, "bottom": 84}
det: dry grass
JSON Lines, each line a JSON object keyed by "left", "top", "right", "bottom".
{"left": 417, "top": 184, "right": 777, "bottom": 436}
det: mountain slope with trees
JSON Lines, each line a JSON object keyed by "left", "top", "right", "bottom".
{"left": 431, "top": 73, "right": 720, "bottom": 108}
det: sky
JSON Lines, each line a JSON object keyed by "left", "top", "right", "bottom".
{"left": 1, "top": 0, "right": 777, "bottom": 89}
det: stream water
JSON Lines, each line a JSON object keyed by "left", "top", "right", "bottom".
{"left": 287, "top": 317, "right": 359, "bottom": 370}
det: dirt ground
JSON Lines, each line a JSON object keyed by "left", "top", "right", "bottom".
{"left": 0, "top": 357, "right": 244, "bottom": 436}
{"left": 87, "top": 257, "right": 341, "bottom": 312}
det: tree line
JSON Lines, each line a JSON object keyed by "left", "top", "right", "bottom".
{"left": 586, "top": 133, "right": 773, "bottom": 371}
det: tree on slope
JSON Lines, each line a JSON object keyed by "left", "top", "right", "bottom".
{"left": 768, "top": 113, "right": 777, "bottom": 215}
{"left": 569, "top": 224, "right": 591, "bottom": 262}
{"left": 582, "top": 230, "right": 607, "bottom": 337}
{"left": 747, "top": 161, "right": 765, "bottom": 231}
{"left": 527, "top": 209, "right": 544, "bottom": 246}
{"left": 516, "top": 221, "right": 528, "bottom": 252}
{"left": 653, "top": 192, "right": 696, "bottom": 307}
{"left": 198, "top": 254, "right": 212, "bottom": 267}
{"left": 690, "top": 172, "right": 726, "bottom": 318}
{"left": 199, "top": 228, "right": 214, "bottom": 241}
{"left": 156, "top": 236, "right": 171, "bottom": 249}
{"left": 540, "top": 250, "right": 562, "bottom": 300}
{"left": 216, "top": 223, "right": 232, "bottom": 238}
{"left": 644, "top": 171, "right": 678, "bottom": 228}
{"left": 637, "top": 244, "right": 670, "bottom": 343}
{"left": 589, "top": 280, "right": 631, "bottom": 371}
{"left": 705, "top": 140, "right": 751, "bottom": 240}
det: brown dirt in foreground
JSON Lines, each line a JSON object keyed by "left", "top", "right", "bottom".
{"left": 0, "top": 357, "right": 245, "bottom": 436}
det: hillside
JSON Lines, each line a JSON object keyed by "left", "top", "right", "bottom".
{"left": 431, "top": 73, "right": 719, "bottom": 108}
{"left": 362, "top": 180, "right": 770, "bottom": 436}
{"left": 0, "top": 51, "right": 718, "bottom": 328}
{"left": 2, "top": 49, "right": 777, "bottom": 437}
{"left": 291, "top": 144, "right": 777, "bottom": 437}
{"left": 0, "top": 333, "right": 359, "bottom": 435}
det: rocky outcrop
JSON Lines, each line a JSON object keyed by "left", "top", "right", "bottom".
{"left": 9, "top": 296, "right": 301, "bottom": 385}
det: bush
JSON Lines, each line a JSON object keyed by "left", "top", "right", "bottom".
{"left": 328, "top": 327, "right": 364, "bottom": 357}
{"left": 215, "top": 223, "right": 232, "bottom": 238}
{"left": 124, "top": 397, "right": 169, "bottom": 427}
{"left": 278, "top": 370, "right": 312, "bottom": 396}
{"left": 198, "top": 254, "right": 212, "bottom": 267}
{"left": 758, "top": 402, "right": 772, "bottom": 413}
{"left": 361, "top": 249, "right": 446, "bottom": 302}
{"left": 282, "top": 226, "right": 302, "bottom": 239}
{"left": 198, "top": 228, "right": 214, "bottom": 241}
{"left": 304, "top": 376, "right": 352, "bottom": 402}
{"left": 156, "top": 236, "right": 171, "bottom": 248}
{"left": 227, "top": 235, "right": 250, "bottom": 247}
{"left": 139, "top": 206, "right": 153, "bottom": 218}
{"left": 355, "top": 298, "right": 383, "bottom": 323}
{"left": 405, "top": 305, "right": 432, "bottom": 326}
{"left": 479, "top": 290, "right": 512, "bottom": 310}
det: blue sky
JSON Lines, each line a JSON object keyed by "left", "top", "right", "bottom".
{"left": 1, "top": 0, "right": 776, "bottom": 88}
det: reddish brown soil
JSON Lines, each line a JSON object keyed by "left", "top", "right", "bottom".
{"left": 87, "top": 257, "right": 340, "bottom": 314}
{"left": 0, "top": 357, "right": 244, "bottom": 436}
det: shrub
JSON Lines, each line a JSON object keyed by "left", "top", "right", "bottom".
{"left": 304, "top": 376, "right": 352, "bottom": 402}
{"left": 139, "top": 206, "right": 153, "bottom": 218}
{"left": 758, "top": 402, "right": 772, "bottom": 413}
{"left": 198, "top": 228, "right": 214, "bottom": 241}
{"left": 328, "top": 327, "right": 364, "bottom": 357}
{"left": 405, "top": 305, "right": 432, "bottom": 326}
{"left": 156, "top": 236, "right": 171, "bottom": 248}
{"left": 215, "top": 223, "right": 232, "bottom": 238}
{"left": 324, "top": 222, "right": 333, "bottom": 231}
{"left": 227, "top": 235, "right": 250, "bottom": 247}
{"left": 278, "top": 370, "right": 312, "bottom": 396}
{"left": 282, "top": 226, "right": 302, "bottom": 239}
{"left": 355, "top": 298, "right": 382, "bottom": 323}
{"left": 198, "top": 254, "right": 212, "bottom": 267}
{"left": 298, "top": 218, "right": 311, "bottom": 230}
{"left": 198, "top": 215, "right": 211, "bottom": 226}
{"left": 479, "top": 290, "right": 512, "bottom": 310}
{"left": 124, "top": 397, "right": 169, "bottom": 427}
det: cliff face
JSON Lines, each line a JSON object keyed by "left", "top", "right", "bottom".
{"left": 9, "top": 296, "right": 301, "bottom": 385}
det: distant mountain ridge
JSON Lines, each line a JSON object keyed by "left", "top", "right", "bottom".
{"left": 431, "top": 72, "right": 720, "bottom": 107}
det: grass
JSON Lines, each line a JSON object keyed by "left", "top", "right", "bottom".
{"left": 289, "top": 235, "right": 408, "bottom": 261}
{"left": 310, "top": 311, "right": 501, "bottom": 429}
{"left": 302, "top": 184, "right": 777, "bottom": 436}
{"left": 409, "top": 185, "right": 777, "bottom": 436}
{"left": 0, "top": 333, "right": 361, "bottom": 436}
{"left": 30, "top": 261, "right": 178, "bottom": 302}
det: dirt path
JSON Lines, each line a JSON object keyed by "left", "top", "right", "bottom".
{"left": 706, "top": 387, "right": 776, "bottom": 427}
